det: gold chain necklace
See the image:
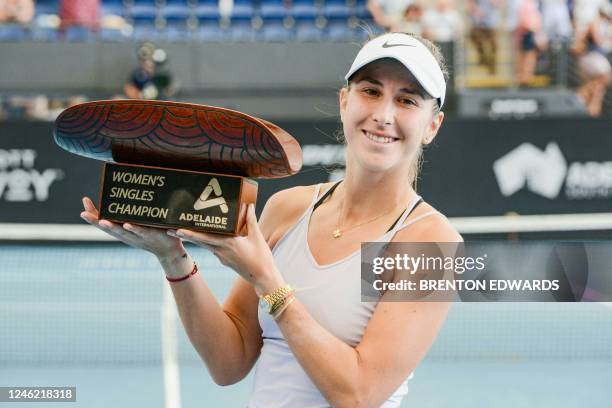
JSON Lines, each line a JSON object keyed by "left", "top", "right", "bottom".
{"left": 332, "top": 199, "right": 400, "bottom": 239}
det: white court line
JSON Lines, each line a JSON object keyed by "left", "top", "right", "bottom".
{"left": 0, "top": 224, "right": 116, "bottom": 241}
{"left": 450, "top": 213, "right": 612, "bottom": 234}
{"left": 0, "top": 302, "right": 159, "bottom": 312}
{"left": 161, "top": 281, "right": 181, "bottom": 408}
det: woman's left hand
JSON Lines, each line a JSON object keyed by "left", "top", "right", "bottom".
{"left": 168, "top": 203, "right": 284, "bottom": 296}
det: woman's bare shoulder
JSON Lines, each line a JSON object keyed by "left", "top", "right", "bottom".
{"left": 259, "top": 185, "right": 313, "bottom": 233}
{"left": 259, "top": 182, "right": 335, "bottom": 247}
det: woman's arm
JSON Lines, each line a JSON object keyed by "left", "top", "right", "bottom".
{"left": 79, "top": 197, "right": 262, "bottom": 385}
{"left": 165, "top": 186, "right": 315, "bottom": 385}
{"left": 123, "top": 83, "right": 143, "bottom": 99}
{"left": 366, "top": 0, "right": 396, "bottom": 30}
{"left": 173, "top": 189, "right": 458, "bottom": 406}
{"left": 589, "top": 19, "right": 606, "bottom": 49}
{"left": 275, "top": 289, "right": 451, "bottom": 407}
{"left": 162, "top": 251, "right": 263, "bottom": 385}
{"left": 271, "top": 215, "right": 458, "bottom": 407}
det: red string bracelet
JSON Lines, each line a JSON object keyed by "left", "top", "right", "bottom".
{"left": 166, "top": 262, "right": 199, "bottom": 283}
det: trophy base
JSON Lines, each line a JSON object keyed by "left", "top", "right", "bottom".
{"left": 99, "top": 162, "right": 257, "bottom": 235}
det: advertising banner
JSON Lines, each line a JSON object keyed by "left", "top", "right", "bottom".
{"left": 1, "top": 119, "right": 611, "bottom": 224}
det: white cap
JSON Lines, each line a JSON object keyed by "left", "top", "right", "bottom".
{"left": 344, "top": 33, "right": 446, "bottom": 107}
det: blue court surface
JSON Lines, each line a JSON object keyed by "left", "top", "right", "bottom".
{"left": 1, "top": 244, "right": 611, "bottom": 407}
{"left": 3, "top": 361, "right": 612, "bottom": 407}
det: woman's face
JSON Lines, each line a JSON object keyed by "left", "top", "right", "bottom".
{"left": 339, "top": 59, "right": 444, "bottom": 176}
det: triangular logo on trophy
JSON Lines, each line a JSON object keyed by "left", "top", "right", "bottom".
{"left": 194, "top": 178, "right": 229, "bottom": 213}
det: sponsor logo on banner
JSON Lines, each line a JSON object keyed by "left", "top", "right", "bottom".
{"left": 0, "top": 149, "right": 63, "bottom": 202}
{"left": 302, "top": 144, "right": 346, "bottom": 166}
{"left": 302, "top": 144, "right": 346, "bottom": 181}
{"left": 489, "top": 98, "right": 540, "bottom": 118}
{"left": 493, "top": 142, "right": 612, "bottom": 200}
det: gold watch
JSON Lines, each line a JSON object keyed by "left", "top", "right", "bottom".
{"left": 259, "top": 284, "right": 293, "bottom": 314}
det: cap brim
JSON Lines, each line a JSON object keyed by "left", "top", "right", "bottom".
{"left": 344, "top": 33, "right": 446, "bottom": 107}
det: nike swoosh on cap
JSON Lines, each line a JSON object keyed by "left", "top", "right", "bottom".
{"left": 381, "top": 41, "right": 416, "bottom": 48}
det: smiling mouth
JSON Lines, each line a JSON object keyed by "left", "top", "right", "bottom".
{"left": 363, "top": 130, "right": 399, "bottom": 144}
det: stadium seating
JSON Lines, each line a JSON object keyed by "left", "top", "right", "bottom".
{"left": 259, "top": 21, "right": 294, "bottom": 41}
{"left": 65, "top": 25, "right": 95, "bottom": 42}
{"left": 194, "top": 0, "right": 221, "bottom": 23}
{"left": 163, "top": 4, "right": 191, "bottom": 26}
{"left": 35, "top": 0, "right": 59, "bottom": 16}
{"left": 128, "top": 1, "right": 159, "bottom": 25}
{"left": 259, "top": 0, "right": 287, "bottom": 22}
{"left": 326, "top": 21, "right": 354, "bottom": 42}
{"left": 295, "top": 21, "right": 324, "bottom": 42}
{"left": 31, "top": 26, "right": 60, "bottom": 42}
{"left": 0, "top": 24, "right": 28, "bottom": 42}
{"left": 132, "top": 24, "right": 162, "bottom": 41}
{"left": 0, "top": 0, "right": 376, "bottom": 44}
{"left": 229, "top": 20, "right": 256, "bottom": 41}
{"left": 195, "top": 21, "right": 229, "bottom": 42}
{"left": 100, "top": 27, "right": 130, "bottom": 41}
{"left": 101, "top": 0, "right": 125, "bottom": 17}
{"left": 230, "top": 0, "right": 255, "bottom": 23}
{"left": 291, "top": 0, "right": 320, "bottom": 23}
{"left": 323, "top": 0, "right": 352, "bottom": 22}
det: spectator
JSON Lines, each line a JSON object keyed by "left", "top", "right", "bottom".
{"left": 124, "top": 43, "right": 175, "bottom": 100}
{"left": 573, "top": 0, "right": 606, "bottom": 34}
{"left": 506, "top": 0, "right": 521, "bottom": 32}
{"left": 467, "top": 0, "right": 502, "bottom": 75}
{"left": 541, "top": 0, "right": 573, "bottom": 43}
{"left": 0, "top": 0, "right": 33, "bottom": 24}
{"left": 391, "top": 3, "right": 424, "bottom": 36}
{"left": 59, "top": 0, "right": 100, "bottom": 31}
{"left": 366, "top": 0, "right": 415, "bottom": 31}
{"left": 574, "top": 3, "right": 611, "bottom": 117}
{"left": 422, "top": 0, "right": 463, "bottom": 43}
{"left": 515, "top": 0, "right": 547, "bottom": 86}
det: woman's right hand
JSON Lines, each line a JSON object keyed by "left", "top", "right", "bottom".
{"left": 80, "top": 196, "right": 184, "bottom": 261}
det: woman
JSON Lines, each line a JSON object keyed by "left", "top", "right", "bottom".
{"left": 467, "top": 0, "right": 502, "bottom": 75}
{"left": 81, "top": 32, "right": 461, "bottom": 407}
{"left": 575, "top": 4, "right": 611, "bottom": 117}
{"left": 0, "top": 0, "right": 33, "bottom": 24}
{"left": 391, "top": 3, "right": 424, "bottom": 37}
{"left": 515, "top": 0, "right": 547, "bottom": 86}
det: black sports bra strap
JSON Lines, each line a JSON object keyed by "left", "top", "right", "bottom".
{"left": 386, "top": 198, "right": 423, "bottom": 232}
{"left": 313, "top": 180, "right": 343, "bottom": 211}
{"left": 313, "top": 181, "right": 423, "bottom": 233}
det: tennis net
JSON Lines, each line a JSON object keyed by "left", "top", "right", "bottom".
{"left": 1, "top": 213, "right": 611, "bottom": 367}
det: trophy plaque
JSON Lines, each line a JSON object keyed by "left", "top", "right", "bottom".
{"left": 53, "top": 100, "right": 302, "bottom": 235}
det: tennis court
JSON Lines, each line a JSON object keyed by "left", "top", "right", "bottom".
{"left": 1, "top": 243, "right": 611, "bottom": 407}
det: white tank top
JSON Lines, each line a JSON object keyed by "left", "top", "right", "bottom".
{"left": 248, "top": 183, "right": 436, "bottom": 408}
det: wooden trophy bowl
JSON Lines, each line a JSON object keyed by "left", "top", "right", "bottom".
{"left": 54, "top": 100, "right": 302, "bottom": 178}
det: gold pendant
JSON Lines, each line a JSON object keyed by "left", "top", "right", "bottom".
{"left": 332, "top": 229, "right": 341, "bottom": 238}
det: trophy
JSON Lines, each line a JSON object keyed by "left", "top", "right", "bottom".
{"left": 53, "top": 100, "right": 302, "bottom": 235}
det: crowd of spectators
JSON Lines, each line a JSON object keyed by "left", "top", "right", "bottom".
{"left": 1, "top": 0, "right": 101, "bottom": 31}
{"left": 367, "top": 0, "right": 611, "bottom": 116}
{"left": 367, "top": 0, "right": 463, "bottom": 41}
{"left": 1, "top": 0, "right": 611, "bottom": 117}
{"left": 574, "top": 3, "right": 611, "bottom": 116}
